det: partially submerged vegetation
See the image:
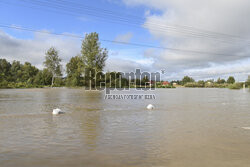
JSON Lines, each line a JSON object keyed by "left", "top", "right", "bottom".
{"left": 182, "top": 76, "right": 248, "bottom": 89}
{"left": 227, "top": 83, "right": 244, "bottom": 89}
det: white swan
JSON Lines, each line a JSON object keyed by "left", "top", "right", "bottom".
{"left": 52, "top": 108, "right": 63, "bottom": 115}
{"left": 147, "top": 104, "right": 155, "bottom": 110}
{"left": 242, "top": 127, "right": 250, "bottom": 130}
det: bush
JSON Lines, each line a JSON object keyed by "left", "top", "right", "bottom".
{"left": 184, "top": 82, "right": 204, "bottom": 88}
{"left": 205, "top": 83, "right": 228, "bottom": 88}
{"left": 0, "top": 81, "right": 46, "bottom": 89}
{"left": 53, "top": 78, "right": 65, "bottom": 87}
{"left": 0, "top": 80, "right": 9, "bottom": 88}
{"left": 228, "top": 83, "right": 243, "bottom": 89}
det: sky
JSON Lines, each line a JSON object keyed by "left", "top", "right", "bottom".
{"left": 0, "top": 0, "right": 250, "bottom": 81}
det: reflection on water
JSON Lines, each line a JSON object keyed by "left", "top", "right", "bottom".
{"left": 0, "top": 88, "right": 250, "bottom": 167}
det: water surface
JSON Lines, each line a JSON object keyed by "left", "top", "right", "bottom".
{"left": 0, "top": 88, "right": 250, "bottom": 167}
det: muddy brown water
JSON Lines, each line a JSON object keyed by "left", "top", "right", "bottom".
{"left": 0, "top": 88, "right": 250, "bottom": 167}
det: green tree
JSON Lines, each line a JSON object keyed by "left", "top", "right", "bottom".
{"left": 0, "top": 59, "right": 11, "bottom": 82}
{"left": 21, "top": 62, "right": 39, "bottom": 83}
{"left": 10, "top": 60, "right": 21, "bottom": 82}
{"left": 141, "top": 76, "right": 149, "bottom": 86}
{"left": 66, "top": 55, "right": 84, "bottom": 86}
{"left": 34, "top": 69, "right": 53, "bottom": 86}
{"left": 41, "top": 68, "right": 53, "bottom": 85}
{"left": 246, "top": 76, "right": 250, "bottom": 88}
{"left": 227, "top": 76, "right": 235, "bottom": 84}
{"left": 105, "top": 72, "right": 117, "bottom": 88}
{"left": 34, "top": 71, "right": 43, "bottom": 85}
{"left": 198, "top": 80, "right": 205, "bottom": 87}
{"left": 217, "top": 78, "right": 226, "bottom": 84}
{"left": 81, "top": 32, "right": 108, "bottom": 72}
{"left": 81, "top": 32, "right": 108, "bottom": 88}
{"left": 44, "top": 47, "right": 62, "bottom": 87}
{"left": 181, "top": 76, "right": 195, "bottom": 85}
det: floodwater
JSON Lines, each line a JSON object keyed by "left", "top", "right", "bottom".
{"left": 0, "top": 88, "right": 250, "bottom": 167}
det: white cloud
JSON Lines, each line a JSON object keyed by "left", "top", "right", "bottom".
{"left": 121, "top": 0, "right": 250, "bottom": 80}
{"left": 105, "top": 58, "right": 153, "bottom": 73}
{"left": 106, "top": 47, "right": 154, "bottom": 72}
{"left": 0, "top": 30, "right": 152, "bottom": 76}
{"left": 164, "top": 59, "right": 250, "bottom": 81}
{"left": 114, "top": 32, "right": 133, "bottom": 43}
{"left": 0, "top": 30, "right": 81, "bottom": 69}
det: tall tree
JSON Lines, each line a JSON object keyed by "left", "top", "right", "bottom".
{"left": 227, "top": 76, "right": 235, "bottom": 84}
{"left": 44, "top": 47, "right": 62, "bottom": 87}
{"left": 21, "top": 62, "right": 39, "bottom": 83}
{"left": 0, "top": 59, "right": 11, "bottom": 82}
{"left": 181, "top": 76, "right": 195, "bottom": 85}
{"left": 81, "top": 32, "right": 108, "bottom": 72}
{"left": 10, "top": 60, "right": 22, "bottom": 82}
{"left": 217, "top": 78, "right": 226, "bottom": 84}
{"left": 34, "top": 69, "right": 53, "bottom": 86}
{"left": 81, "top": 32, "right": 108, "bottom": 88}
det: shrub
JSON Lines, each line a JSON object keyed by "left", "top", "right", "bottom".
{"left": 204, "top": 83, "right": 228, "bottom": 88}
{"left": 0, "top": 80, "right": 9, "bottom": 88}
{"left": 184, "top": 82, "right": 204, "bottom": 88}
{"left": 228, "top": 83, "right": 243, "bottom": 89}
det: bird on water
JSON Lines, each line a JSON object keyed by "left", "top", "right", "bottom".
{"left": 147, "top": 104, "right": 155, "bottom": 110}
{"left": 52, "top": 108, "right": 63, "bottom": 115}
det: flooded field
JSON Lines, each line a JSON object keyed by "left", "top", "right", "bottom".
{"left": 0, "top": 88, "right": 250, "bottom": 167}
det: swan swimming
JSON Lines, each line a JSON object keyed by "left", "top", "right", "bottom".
{"left": 147, "top": 104, "right": 155, "bottom": 110}
{"left": 52, "top": 108, "right": 63, "bottom": 115}
{"left": 242, "top": 127, "right": 250, "bottom": 130}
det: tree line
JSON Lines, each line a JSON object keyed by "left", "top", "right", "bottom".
{"left": 0, "top": 32, "right": 108, "bottom": 88}
{"left": 174, "top": 76, "right": 250, "bottom": 89}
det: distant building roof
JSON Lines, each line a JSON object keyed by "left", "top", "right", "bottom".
{"left": 162, "top": 81, "right": 170, "bottom": 85}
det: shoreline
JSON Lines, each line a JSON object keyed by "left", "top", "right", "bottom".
{"left": 0, "top": 86, "right": 247, "bottom": 90}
